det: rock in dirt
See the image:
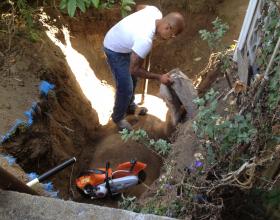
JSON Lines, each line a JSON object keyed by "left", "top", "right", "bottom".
{"left": 17, "top": 60, "right": 31, "bottom": 72}
{"left": 6, "top": 103, "right": 11, "bottom": 109}
{"left": 10, "top": 60, "right": 31, "bottom": 74}
{"left": 10, "top": 64, "right": 17, "bottom": 75}
{"left": 160, "top": 83, "right": 182, "bottom": 126}
{"left": 160, "top": 68, "right": 198, "bottom": 126}
{"left": 0, "top": 103, "right": 11, "bottom": 110}
{"left": 18, "top": 80, "right": 25, "bottom": 87}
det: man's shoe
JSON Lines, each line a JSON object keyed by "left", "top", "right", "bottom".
{"left": 115, "top": 119, "right": 133, "bottom": 131}
{"left": 127, "top": 106, "right": 148, "bottom": 116}
{"left": 138, "top": 107, "right": 148, "bottom": 116}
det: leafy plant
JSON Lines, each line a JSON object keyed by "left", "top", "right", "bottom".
{"left": 16, "top": 0, "right": 31, "bottom": 25}
{"left": 192, "top": 88, "right": 220, "bottom": 140}
{"left": 199, "top": 17, "right": 232, "bottom": 79}
{"left": 141, "top": 200, "right": 168, "bottom": 216}
{"left": 118, "top": 194, "right": 140, "bottom": 212}
{"left": 156, "top": 160, "right": 174, "bottom": 196}
{"left": 135, "top": 1, "right": 280, "bottom": 219}
{"left": 221, "top": 113, "right": 257, "bottom": 153}
{"left": 119, "top": 193, "right": 173, "bottom": 216}
{"left": 199, "top": 17, "right": 229, "bottom": 51}
{"left": 166, "top": 200, "right": 185, "bottom": 218}
{"left": 149, "top": 139, "right": 171, "bottom": 156}
{"left": 263, "top": 188, "right": 280, "bottom": 210}
{"left": 267, "top": 64, "right": 280, "bottom": 111}
{"left": 256, "top": 2, "right": 280, "bottom": 71}
{"left": 120, "top": 0, "right": 135, "bottom": 17}
{"left": 193, "top": 89, "right": 257, "bottom": 161}
{"left": 120, "top": 128, "right": 148, "bottom": 142}
{"left": 120, "top": 129, "right": 171, "bottom": 156}
{"left": 59, "top": 0, "right": 135, "bottom": 17}
{"left": 3, "top": 0, "right": 40, "bottom": 43}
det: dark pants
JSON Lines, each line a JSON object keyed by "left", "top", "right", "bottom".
{"left": 104, "top": 47, "right": 137, "bottom": 123}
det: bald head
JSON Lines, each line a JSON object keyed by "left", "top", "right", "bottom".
{"left": 156, "top": 12, "right": 185, "bottom": 40}
{"left": 163, "top": 12, "right": 185, "bottom": 35}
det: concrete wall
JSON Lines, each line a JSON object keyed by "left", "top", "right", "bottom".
{"left": 0, "top": 190, "right": 175, "bottom": 220}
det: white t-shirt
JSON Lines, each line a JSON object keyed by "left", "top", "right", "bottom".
{"left": 103, "top": 6, "right": 162, "bottom": 58}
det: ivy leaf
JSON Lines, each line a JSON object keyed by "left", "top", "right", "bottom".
{"left": 91, "top": 0, "right": 100, "bottom": 8}
{"left": 77, "top": 0, "right": 86, "bottom": 12}
{"left": 67, "top": 0, "right": 77, "bottom": 17}
{"left": 124, "top": 5, "right": 132, "bottom": 11}
{"left": 121, "top": 9, "right": 128, "bottom": 18}
{"left": 122, "top": 0, "right": 136, "bottom": 5}
{"left": 84, "top": 0, "right": 91, "bottom": 7}
{"left": 193, "top": 97, "right": 205, "bottom": 106}
{"left": 59, "top": 0, "right": 67, "bottom": 9}
{"left": 205, "top": 126, "right": 214, "bottom": 138}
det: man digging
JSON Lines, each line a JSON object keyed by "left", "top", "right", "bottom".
{"left": 104, "top": 5, "right": 184, "bottom": 131}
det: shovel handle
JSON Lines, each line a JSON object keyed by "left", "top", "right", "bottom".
{"left": 27, "top": 157, "right": 76, "bottom": 187}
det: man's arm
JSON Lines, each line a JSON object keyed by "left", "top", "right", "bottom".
{"left": 129, "top": 51, "right": 173, "bottom": 85}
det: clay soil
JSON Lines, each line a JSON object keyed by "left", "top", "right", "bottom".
{"left": 0, "top": 0, "right": 248, "bottom": 208}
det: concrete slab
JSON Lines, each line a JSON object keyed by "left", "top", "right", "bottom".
{"left": 0, "top": 190, "right": 175, "bottom": 220}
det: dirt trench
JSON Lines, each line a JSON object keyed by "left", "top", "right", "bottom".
{"left": 0, "top": 0, "right": 248, "bottom": 208}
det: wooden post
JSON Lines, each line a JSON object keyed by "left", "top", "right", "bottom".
{"left": 0, "top": 166, "right": 39, "bottom": 196}
{"left": 140, "top": 53, "right": 151, "bottom": 104}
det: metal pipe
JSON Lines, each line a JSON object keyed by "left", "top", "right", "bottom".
{"left": 264, "top": 37, "right": 280, "bottom": 79}
{"left": 27, "top": 157, "right": 76, "bottom": 187}
{"left": 253, "top": 37, "right": 280, "bottom": 106}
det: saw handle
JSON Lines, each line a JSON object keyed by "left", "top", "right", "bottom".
{"left": 105, "top": 161, "right": 112, "bottom": 196}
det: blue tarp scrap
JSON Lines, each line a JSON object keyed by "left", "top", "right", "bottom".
{"left": 2, "top": 155, "right": 16, "bottom": 166}
{"left": 39, "top": 81, "right": 55, "bottom": 96}
{"left": 43, "top": 182, "right": 54, "bottom": 191}
{"left": 27, "top": 172, "right": 59, "bottom": 198}
{"left": 45, "top": 189, "right": 59, "bottom": 198}
{"left": 27, "top": 172, "right": 39, "bottom": 181}
{"left": 0, "top": 119, "right": 27, "bottom": 144}
{"left": 0, "top": 80, "right": 55, "bottom": 144}
{"left": 43, "top": 182, "right": 59, "bottom": 198}
{"left": 24, "top": 102, "right": 37, "bottom": 126}
{"left": 0, "top": 80, "right": 58, "bottom": 197}
{"left": 0, "top": 101, "right": 37, "bottom": 144}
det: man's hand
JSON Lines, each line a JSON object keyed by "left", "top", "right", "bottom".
{"left": 159, "top": 73, "right": 173, "bottom": 85}
{"left": 129, "top": 52, "right": 173, "bottom": 84}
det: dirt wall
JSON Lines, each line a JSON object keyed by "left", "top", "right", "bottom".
{"left": 0, "top": 31, "right": 99, "bottom": 178}
{"left": 46, "top": 0, "right": 227, "bottom": 100}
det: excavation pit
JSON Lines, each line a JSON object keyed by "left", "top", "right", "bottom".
{"left": 0, "top": 0, "right": 249, "bottom": 209}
